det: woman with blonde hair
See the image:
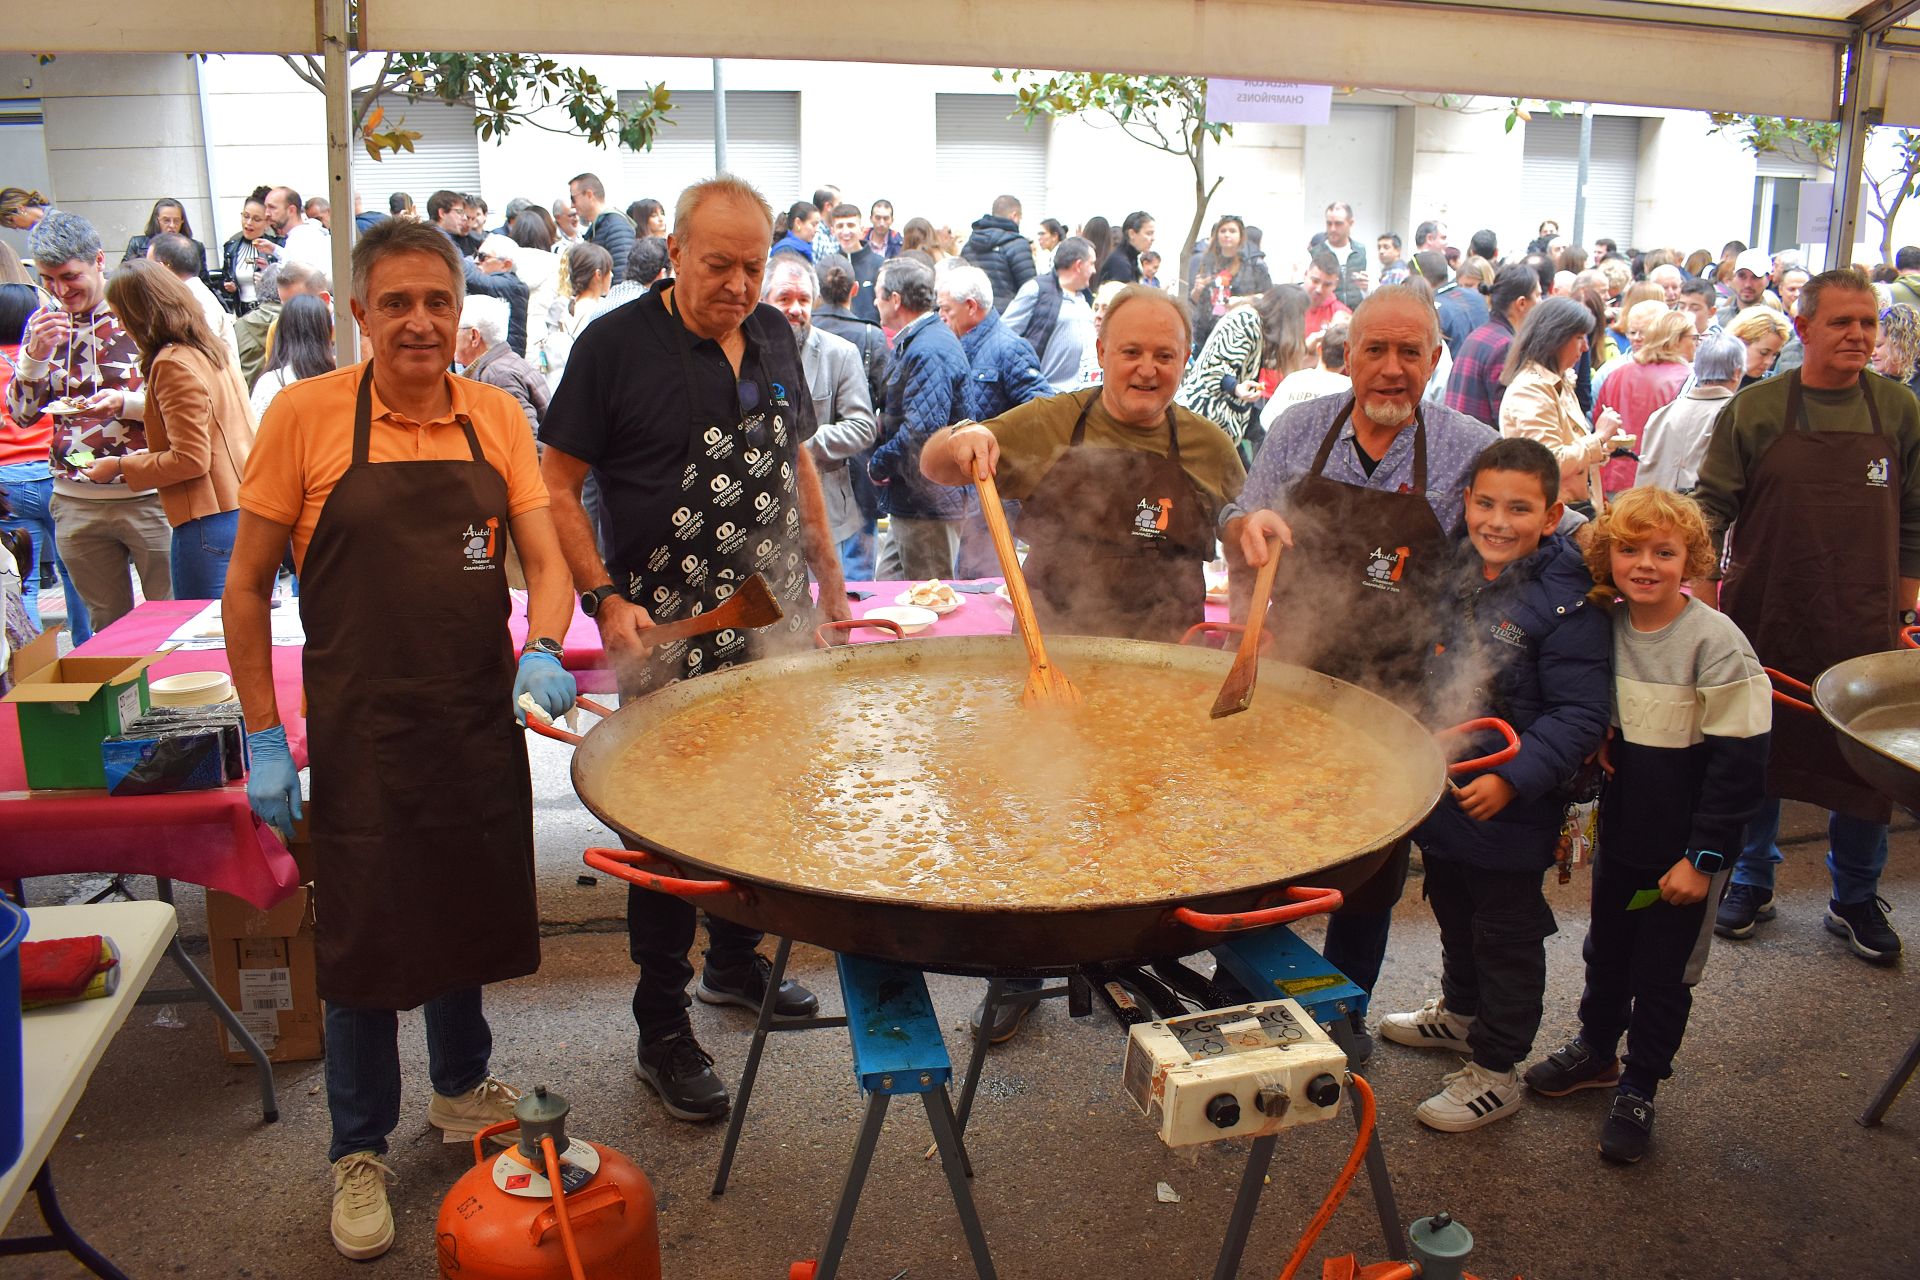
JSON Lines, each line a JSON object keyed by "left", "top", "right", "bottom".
{"left": 1594, "top": 309, "right": 1696, "bottom": 493}
{"left": 1873, "top": 303, "right": 1920, "bottom": 395}
{"left": 1725, "top": 306, "right": 1790, "bottom": 386}
{"left": 91, "top": 258, "right": 254, "bottom": 597}
{"left": 0, "top": 188, "right": 49, "bottom": 233}
{"left": 1499, "top": 294, "right": 1625, "bottom": 511}
{"left": 542, "top": 241, "right": 613, "bottom": 390}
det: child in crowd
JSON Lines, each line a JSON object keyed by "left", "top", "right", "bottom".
{"left": 1381, "top": 437, "right": 1612, "bottom": 1132}
{"left": 1526, "top": 487, "right": 1770, "bottom": 1163}
{"left": 1138, "top": 250, "right": 1163, "bottom": 289}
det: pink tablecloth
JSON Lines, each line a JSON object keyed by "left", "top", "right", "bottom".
{"left": 835, "top": 580, "right": 1233, "bottom": 642}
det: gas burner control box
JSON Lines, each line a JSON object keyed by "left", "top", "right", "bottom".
{"left": 1123, "top": 998, "right": 1348, "bottom": 1148}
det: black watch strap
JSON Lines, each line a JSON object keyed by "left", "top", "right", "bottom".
{"left": 581, "top": 583, "right": 619, "bottom": 616}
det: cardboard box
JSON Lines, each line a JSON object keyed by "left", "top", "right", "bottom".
{"left": 205, "top": 886, "right": 323, "bottom": 1065}
{"left": 3, "top": 654, "right": 158, "bottom": 789}
{"left": 6, "top": 627, "right": 57, "bottom": 686}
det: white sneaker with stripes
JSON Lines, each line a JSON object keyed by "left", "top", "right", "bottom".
{"left": 1378, "top": 997, "right": 1473, "bottom": 1050}
{"left": 1416, "top": 1062, "right": 1522, "bottom": 1132}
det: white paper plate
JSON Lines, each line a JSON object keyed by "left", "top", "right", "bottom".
{"left": 894, "top": 587, "right": 962, "bottom": 615}
{"left": 863, "top": 604, "right": 939, "bottom": 636}
{"left": 149, "top": 670, "right": 234, "bottom": 707}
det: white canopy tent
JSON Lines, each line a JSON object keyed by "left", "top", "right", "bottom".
{"left": 10, "top": 0, "right": 1920, "bottom": 359}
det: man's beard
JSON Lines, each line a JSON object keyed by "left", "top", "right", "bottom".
{"left": 787, "top": 318, "right": 811, "bottom": 345}
{"left": 1362, "top": 398, "right": 1415, "bottom": 429}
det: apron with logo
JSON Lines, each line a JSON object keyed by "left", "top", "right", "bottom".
{"left": 1017, "top": 390, "right": 1216, "bottom": 642}
{"left": 1268, "top": 398, "right": 1453, "bottom": 694}
{"left": 610, "top": 296, "right": 813, "bottom": 696}
{"left": 301, "top": 366, "right": 539, "bottom": 1009}
{"left": 1722, "top": 371, "right": 1899, "bottom": 823}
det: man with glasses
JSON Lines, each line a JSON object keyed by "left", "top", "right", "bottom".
{"left": 540, "top": 176, "right": 847, "bottom": 1123}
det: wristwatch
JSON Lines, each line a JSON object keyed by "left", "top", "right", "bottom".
{"left": 580, "top": 584, "right": 620, "bottom": 617}
{"left": 522, "top": 636, "right": 564, "bottom": 661}
{"left": 1688, "top": 849, "right": 1726, "bottom": 875}
{"left": 1900, "top": 609, "right": 1918, "bottom": 629}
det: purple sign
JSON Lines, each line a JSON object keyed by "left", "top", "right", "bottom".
{"left": 1205, "top": 80, "right": 1334, "bottom": 126}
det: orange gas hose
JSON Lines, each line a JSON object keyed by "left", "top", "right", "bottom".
{"left": 1277, "top": 1072, "right": 1378, "bottom": 1280}
{"left": 541, "top": 1134, "right": 588, "bottom": 1280}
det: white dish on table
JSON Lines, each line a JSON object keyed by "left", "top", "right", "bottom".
{"left": 148, "top": 670, "right": 233, "bottom": 707}
{"left": 863, "top": 605, "right": 939, "bottom": 636}
{"left": 894, "top": 581, "right": 963, "bottom": 614}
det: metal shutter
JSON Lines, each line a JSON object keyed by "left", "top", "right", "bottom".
{"left": 352, "top": 93, "right": 482, "bottom": 214}
{"left": 617, "top": 90, "right": 801, "bottom": 211}
{"left": 934, "top": 94, "right": 1049, "bottom": 230}
{"left": 1520, "top": 114, "right": 1642, "bottom": 248}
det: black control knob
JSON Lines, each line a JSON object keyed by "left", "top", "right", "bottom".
{"left": 1255, "top": 1085, "right": 1290, "bottom": 1118}
{"left": 1205, "top": 1093, "right": 1241, "bottom": 1128}
{"left": 1305, "top": 1073, "right": 1342, "bottom": 1108}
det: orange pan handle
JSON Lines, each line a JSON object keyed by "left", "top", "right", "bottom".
{"left": 1172, "top": 884, "right": 1344, "bottom": 932}
{"left": 1439, "top": 716, "right": 1521, "bottom": 776}
{"left": 1179, "top": 621, "right": 1277, "bottom": 654}
{"left": 522, "top": 695, "right": 614, "bottom": 747}
{"left": 584, "top": 846, "right": 738, "bottom": 898}
{"left": 1902, "top": 626, "right": 1920, "bottom": 650}
{"left": 1764, "top": 667, "right": 1816, "bottom": 714}
{"left": 815, "top": 617, "right": 904, "bottom": 648}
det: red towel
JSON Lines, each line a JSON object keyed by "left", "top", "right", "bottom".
{"left": 20, "top": 935, "right": 120, "bottom": 1008}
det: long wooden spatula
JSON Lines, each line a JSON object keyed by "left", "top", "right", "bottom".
{"left": 641, "top": 572, "right": 784, "bottom": 646}
{"left": 1210, "top": 541, "right": 1281, "bottom": 719}
{"left": 975, "top": 467, "right": 1081, "bottom": 707}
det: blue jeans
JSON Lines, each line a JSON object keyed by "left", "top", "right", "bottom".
{"left": 838, "top": 521, "right": 877, "bottom": 583}
{"left": 169, "top": 508, "right": 240, "bottom": 600}
{"left": 324, "top": 988, "right": 491, "bottom": 1162}
{"left": 1732, "top": 797, "right": 1889, "bottom": 906}
{"left": 0, "top": 467, "right": 91, "bottom": 644}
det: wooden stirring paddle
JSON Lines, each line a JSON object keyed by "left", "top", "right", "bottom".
{"left": 641, "top": 572, "right": 784, "bottom": 647}
{"left": 1209, "top": 538, "right": 1281, "bottom": 719}
{"left": 975, "top": 466, "right": 1081, "bottom": 707}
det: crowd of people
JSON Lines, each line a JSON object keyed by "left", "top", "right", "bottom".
{"left": 0, "top": 170, "right": 1914, "bottom": 1265}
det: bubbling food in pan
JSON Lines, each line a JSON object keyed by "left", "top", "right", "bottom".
{"left": 603, "top": 656, "right": 1409, "bottom": 907}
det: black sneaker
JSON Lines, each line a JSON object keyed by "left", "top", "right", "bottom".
{"left": 635, "top": 1031, "right": 730, "bottom": 1122}
{"left": 968, "top": 990, "right": 1036, "bottom": 1045}
{"left": 1598, "top": 1091, "right": 1655, "bottom": 1164}
{"left": 697, "top": 954, "right": 821, "bottom": 1018}
{"left": 1714, "top": 882, "right": 1776, "bottom": 939}
{"left": 1524, "top": 1038, "right": 1622, "bottom": 1097}
{"left": 1825, "top": 896, "right": 1903, "bottom": 965}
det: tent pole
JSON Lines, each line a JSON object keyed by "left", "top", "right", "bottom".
{"left": 713, "top": 58, "right": 729, "bottom": 173}
{"left": 323, "top": 0, "right": 357, "bottom": 366}
{"left": 1572, "top": 105, "right": 1593, "bottom": 249}
{"left": 1825, "top": 28, "right": 1875, "bottom": 269}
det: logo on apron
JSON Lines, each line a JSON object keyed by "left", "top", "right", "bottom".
{"left": 1362, "top": 544, "right": 1411, "bottom": 591}
{"left": 1131, "top": 497, "right": 1173, "bottom": 540}
{"left": 1869, "top": 457, "right": 1890, "bottom": 487}
{"left": 771, "top": 382, "right": 791, "bottom": 407}
{"left": 704, "top": 424, "right": 736, "bottom": 462}
{"left": 715, "top": 519, "right": 748, "bottom": 555}
{"left": 671, "top": 505, "right": 705, "bottom": 540}
{"left": 460, "top": 518, "right": 499, "bottom": 571}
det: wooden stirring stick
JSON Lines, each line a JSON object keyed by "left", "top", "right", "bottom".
{"left": 640, "top": 572, "right": 784, "bottom": 646}
{"left": 975, "top": 466, "right": 1081, "bottom": 707}
{"left": 1209, "top": 536, "right": 1281, "bottom": 719}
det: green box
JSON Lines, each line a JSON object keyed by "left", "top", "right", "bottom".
{"left": 4, "top": 655, "right": 158, "bottom": 790}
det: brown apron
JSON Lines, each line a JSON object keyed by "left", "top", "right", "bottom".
{"left": 1722, "top": 370, "right": 1899, "bottom": 823}
{"left": 1267, "top": 398, "right": 1452, "bottom": 695}
{"left": 300, "top": 366, "right": 540, "bottom": 1008}
{"left": 1018, "top": 390, "right": 1217, "bottom": 642}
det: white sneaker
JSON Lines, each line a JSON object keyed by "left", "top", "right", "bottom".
{"left": 1378, "top": 997, "right": 1473, "bottom": 1050}
{"left": 427, "top": 1076, "right": 522, "bottom": 1145}
{"left": 330, "top": 1151, "right": 396, "bottom": 1260}
{"left": 1416, "top": 1062, "right": 1522, "bottom": 1133}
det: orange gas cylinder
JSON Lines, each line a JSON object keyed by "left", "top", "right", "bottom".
{"left": 436, "top": 1085, "right": 660, "bottom": 1280}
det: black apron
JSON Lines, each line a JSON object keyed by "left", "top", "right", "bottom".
{"left": 301, "top": 366, "right": 539, "bottom": 1009}
{"left": 1267, "top": 398, "right": 1453, "bottom": 694}
{"left": 1722, "top": 371, "right": 1899, "bottom": 823}
{"left": 608, "top": 290, "right": 813, "bottom": 696}
{"left": 1018, "top": 390, "right": 1217, "bottom": 642}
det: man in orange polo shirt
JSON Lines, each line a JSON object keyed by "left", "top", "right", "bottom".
{"left": 221, "top": 217, "right": 577, "bottom": 1261}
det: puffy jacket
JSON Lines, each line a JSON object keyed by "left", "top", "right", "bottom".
{"left": 867, "top": 313, "right": 971, "bottom": 520}
{"left": 463, "top": 264, "right": 530, "bottom": 358}
{"left": 961, "top": 215, "right": 1036, "bottom": 313}
{"left": 585, "top": 210, "right": 636, "bottom": 275}
{"left": 958, "top": 310, "right": 1050, "bottom": 422}
{"left": 1414, "top": 532, "right": 1612, "bottom": 872}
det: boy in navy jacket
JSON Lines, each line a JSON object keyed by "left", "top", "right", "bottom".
{"left": 1380, "top": 438, "right": 1612, "bottom": 1132}
{"left": 1525, "top": 487, "right": 1770, "bottom": 1163}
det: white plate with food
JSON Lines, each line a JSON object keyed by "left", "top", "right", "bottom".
{"left": 47, "top": 398, "right": 94, "bottom": 417}
{"left": 863, "top": 604, "right": 940, "bottom": 636}
{"left": 895, "top": 579, "right": 963, "bottom": 614}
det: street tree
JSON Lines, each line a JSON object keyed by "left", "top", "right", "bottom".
{"left": 1709, "top": 113, "right": 1920, "bottom": 262}
{"left": 993, "top": 70, "right": 1230, "bottom": 288}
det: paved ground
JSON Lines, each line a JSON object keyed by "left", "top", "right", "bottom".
{"left": 5, "top": 726, "right": 1919, "bottom": 1278}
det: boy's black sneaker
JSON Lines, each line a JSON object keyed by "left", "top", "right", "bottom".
{"left": 1523, "top": 1038, "right": 1622, "bottom": 1097}
{"left": 1713, "top": 882, "right": 1776, "bottom": 939}
{"left": 635, "top": 1031, "right": 730, "bottom": 1122}
{"left": 1598, "top": 1091, "right": 1655, "bottom": 1164}
{"left": 1825, "top": 896, "right": 1903, "bottom": 965}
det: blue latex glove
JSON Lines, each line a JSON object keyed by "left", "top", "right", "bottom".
{"left": 514, "top": 650, "right": 577, "bottom": 725}
{"left": 245, "top": 724, "right": 302, "bottom": 843}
